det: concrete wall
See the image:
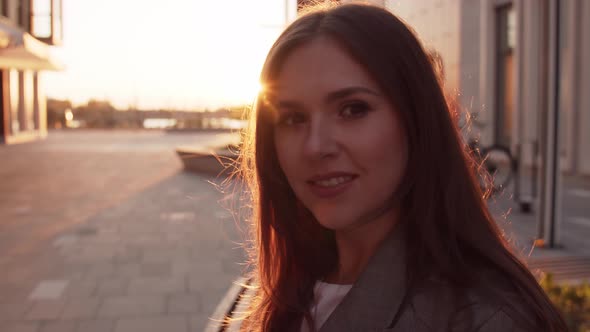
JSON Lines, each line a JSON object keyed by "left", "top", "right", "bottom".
{"left": 518, "top": 0, "right": 543, "bottom": 169}
{"left": 459, "top": 0, "right": 481, "bottom": 113}
{"left": 558, "top": 0, "right": 580, "bottom": 172}
{"left": 6, "top": 0, "right": 19, "bottom": 22}
{"left": 578, "top": 0, "right": 590, "bottom": 174}
{"left": 385, "top": 0, "right": 461, "bottom": 96}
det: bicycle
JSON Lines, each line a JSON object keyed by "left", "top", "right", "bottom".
{"left": 458, "top": 111, "right": 517, "bottom": 195}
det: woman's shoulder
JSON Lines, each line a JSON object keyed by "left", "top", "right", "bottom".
{"left": 404, "top": 271, "right": 540, "bottom": 331}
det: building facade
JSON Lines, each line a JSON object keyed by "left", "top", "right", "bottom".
{"left": 0, "top": 0, "right": 62, "bottom": 144}
{"left": 385, "top": 0, "right": 590, "bottom": 177}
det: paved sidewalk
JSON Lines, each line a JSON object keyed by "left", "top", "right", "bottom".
{"left": 489, "top": 187, "right": 590, "bottom": 284}
{"left": 0, "top": 130, "right": 246, "bottom": 332}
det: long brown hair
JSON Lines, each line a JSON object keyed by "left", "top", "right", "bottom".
{"left": 238, "top": 3, "right": 566, "bottom": 331}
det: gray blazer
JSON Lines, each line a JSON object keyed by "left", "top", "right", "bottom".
{"left": 210, "top": 228, "right": 539, "bottom": 332}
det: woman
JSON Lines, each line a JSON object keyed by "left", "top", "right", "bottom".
{"left": 230, "top": 2, "right": 566, "bottom": 331}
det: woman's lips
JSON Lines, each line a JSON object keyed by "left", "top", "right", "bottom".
{"left": 307, "top": 174, "right": 358, "bottom": 198}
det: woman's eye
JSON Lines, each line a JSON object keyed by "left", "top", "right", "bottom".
{"left": 339, "top": 102, "right": 371, "bottom": 119}
{"left": 277, "top": 112, "right": 306, "bottom": 126}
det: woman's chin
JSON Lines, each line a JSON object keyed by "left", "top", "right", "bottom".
{"left": 314, "top": 216, "right": 355, "bottom": 232}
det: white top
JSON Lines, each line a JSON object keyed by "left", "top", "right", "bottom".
{"left": 300, "top": 281, "right": 353, "bottom": 332}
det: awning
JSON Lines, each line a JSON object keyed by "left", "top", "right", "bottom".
{"left": 0, "top": 17, "right": 63, "bottom": 71}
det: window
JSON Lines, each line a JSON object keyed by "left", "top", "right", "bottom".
{"left": 52, "top": 0, "right": 62, "bottom": 43}
{"left": 30, "top": 0, "right": 63, "bottom": 45}
{"left": 31, "top": 0, "right": 51, "bottom": 38}
{"left": 0, "top": 0, "right": 8, "bottom": 17}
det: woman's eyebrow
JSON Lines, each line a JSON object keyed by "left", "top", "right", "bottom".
{"left": 324, "top": 86, "right": 381, "bottom": 103}
{"left": 263, "top": 91, "right": 303, "bottom": 111}
{"left": 265, "top": 86, "right": 380, "bottom": 110}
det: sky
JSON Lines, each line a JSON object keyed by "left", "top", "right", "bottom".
{"left": 45, "top": 0, "right": 296, "bottom": 110}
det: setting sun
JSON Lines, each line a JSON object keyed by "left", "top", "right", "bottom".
{"left": 45, "top": 0, "right": 295, "bottom": 110}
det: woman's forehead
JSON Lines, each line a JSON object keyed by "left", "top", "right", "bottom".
{"left": 267, "top": 38, "right": 380, "bottom": 99}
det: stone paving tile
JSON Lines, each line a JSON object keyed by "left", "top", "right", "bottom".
{"left": 53, "top": 234, "right": 80, "bottom": 249}
{"left": 60, "top": 298, "right": 101, "bottom": 319}
{"left": 113, "top": 315, "right": 188, "bottom": 332}
{"left": 63, "top": 279, "right": 97, "bottom": 298}
{"left": 126, "top": 238, "right": 160, "bottom": 248}
{"left": 0, "top": 300, "right": 33, "bottom": 321}
{"left": 28, "top": 280, "right": 69, "bottom": 300}
{"left": 95, "top": 277, "right": 129, "bottom": 296}
{"left": 141, "top": 250, "right": 191, "bottom": 264}
{"left": 83, "top": 236, "right": 121, "bottom": 246}
{"left": 118, "top": 223, "right": 162, "bottom": 234}
{"left": 82, "top": 263, "right": 116, "bottom": 279}
{"left": 25, "top": 300, "right": 67, "bottom": 320}
{"left": 78, "top": 246, "right": 118, "bottom": 257}
{"left": 63, "top": 252, "right": 114, "bottom": 265}
{"left": 139, "top": 262, "right": 171, "bottom": 278}
{"left": 38, "top": 321, "right": 77, "bottom": 332}
{"left": 127, "top": 277, "right": 186, "bottom": 295}
{"left": 131, "top": 244, "right": 178, "bottom": 254}
{"left": 0, "top": 321, "right": 40, "bottom": 332}
{"left": 59, "top": 264, "right": 90, "bottom": 278}
{"left": 0, "top": 283, "right": 37, "bottom": 303}
{"left": 112, "top": 263, "right": 141, "bottom": 278}
{"left": 76, "top": 319, "right": 115, "bottom": 332}
{"left": 191, "top": 313, "right": 214, "bottom": 332}
{"left": 170, "top": 260, "right": 194, "bottom": 277}
{"left": 98, "top": 295, "right": 165, "bottom": 317}
{"left": 193, "top": 273, "right": 239, "bottom": 317}
{"left": 113, "top": 250, "right": 142, "bottom": 265}
{"left": 167, "top": 293, "right": 202, "bottom": 314}
{"left": 188, "top": 269, "right": 233, "bottom": 293}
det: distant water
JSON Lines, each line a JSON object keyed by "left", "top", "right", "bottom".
{"left": 142, "top": 117, "right": 247, "bottom": 130}
{"left": 202, "top": 117, "right": 248, "bottom": 130}
{"left": 39, "top": 130, "right": 240, "bottom": 153}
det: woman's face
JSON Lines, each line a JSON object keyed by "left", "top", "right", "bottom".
{"left": 269, "top": 36, "right": 408, "bottom": 232}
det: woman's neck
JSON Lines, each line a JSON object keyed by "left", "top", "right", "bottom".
{"left": 324, "top": 207, "right": 400, "bottom": 284}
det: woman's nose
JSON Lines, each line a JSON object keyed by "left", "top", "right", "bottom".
{"left": 303, "top": 118, "right": 339, "bottom": 160}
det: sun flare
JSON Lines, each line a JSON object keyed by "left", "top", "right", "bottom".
{"left": 45, "top": 0, "right": 289, "bottom": 110}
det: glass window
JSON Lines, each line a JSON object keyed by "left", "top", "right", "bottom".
{"left": 32, "top": 16, "right": 52, "bottom": 38}
{"left": 35, "top": 0, "right": 52, "bottom": 13}
{"left": 30, "top": 0, "right": 62, "bottom": 44}
{"left": 506, "top": 7, "right": 516, "bottom": 50}
{"left": 53, "top": 0, "right": 63, "bottom": 42}
{"left": 32, "top": 0, "right": 52, "bottom": 38}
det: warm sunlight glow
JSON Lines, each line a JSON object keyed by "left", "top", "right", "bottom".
{"left": 45, "top": 0, "right": 294, "bottom": 110}
{"left": 252, "top": 81, "right": 265, "bottom": 98}
{"left": 64, "top": 110, "right": 73, "bottom": 121}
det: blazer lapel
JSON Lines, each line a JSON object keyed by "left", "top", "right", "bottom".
{"left": 319, "top": 226, "right": 408, "bottom": 332}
